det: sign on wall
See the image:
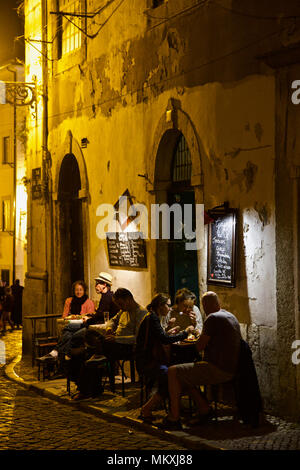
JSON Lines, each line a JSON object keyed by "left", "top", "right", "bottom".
{"left": 106, "top": 232, "right": 147, "bottom": 269}
{"left": 32, "top": 168, "right": 42, "bottom": 200}
{"left": 207, "top": 207, "right": 238, "bottom": 288}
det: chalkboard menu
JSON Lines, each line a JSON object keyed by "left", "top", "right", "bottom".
{"left": 106, "top": 232, "right": 147, "bottom": 269}
{"left": 207, "top": 209, "right": 237, "bottom": 287}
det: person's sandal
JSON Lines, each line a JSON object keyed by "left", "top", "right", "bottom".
{"left": 160, "top": 416, "right": 182, "bottom": 430}
{"left": 138, "top": 414, "right": 154, "bottom": 424}
{"left": 72, "top": 392, "right": 92, "bottom": 401}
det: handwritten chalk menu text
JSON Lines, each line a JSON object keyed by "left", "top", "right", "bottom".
{"left": 106, "top": 232, "right": 147, "bottom": 268}
{"left": 207, "top": 210, "right": 237, "bottom": 287}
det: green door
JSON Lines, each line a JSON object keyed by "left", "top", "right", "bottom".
{"left": 168, "top": 190, "right": 200, "bottom": 305}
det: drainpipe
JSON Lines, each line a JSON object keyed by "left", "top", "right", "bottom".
{"left": 6, "top": 65, "right": 17, "bottom": 284}
{"left": 41, "top": 0, "right": 53, "bottom": 316}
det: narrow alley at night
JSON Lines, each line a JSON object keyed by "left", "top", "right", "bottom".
{"left": 1, "top": 0, "right": 300, "bottom": 460}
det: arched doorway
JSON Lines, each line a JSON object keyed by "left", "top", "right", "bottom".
{"left": 57, "top": 153, "right": 84, "bottom": 290}
{"left": 154, "top": 130, "right": 200, "bottom": 303}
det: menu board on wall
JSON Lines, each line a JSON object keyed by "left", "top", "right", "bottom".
{"left": 207, "top": 209, "right": 238, "bottom": 287}
{"left": 106, "top": 232, "right": 147, "bottom": 269}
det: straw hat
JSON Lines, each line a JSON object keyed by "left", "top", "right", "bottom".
{"left": 94, "top": 272, "right": 113, "bottom": 286}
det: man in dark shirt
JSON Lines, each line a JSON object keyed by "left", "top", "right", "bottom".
{"left": 85, "top": 272, "right": 119, "bottom": 327}
{"left": 38, "top": 272, "right": 118, "bottom": 361}
{"left": 161, "top": 291, "right": 241, "bottom": 429}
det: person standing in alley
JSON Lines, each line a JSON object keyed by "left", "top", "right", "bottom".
{"left": 1, "top": 287, "right": 15, "bottom": 334}
{"left": 11, "top": 279, "right": 24, "bottom": 329}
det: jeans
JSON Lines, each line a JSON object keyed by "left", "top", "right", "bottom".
{"left": 56, "top": 324, "right": 87, "bottom": 356}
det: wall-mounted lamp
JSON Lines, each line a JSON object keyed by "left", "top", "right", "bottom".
{"left": 21, "top": 177, "right": 31, "bottom": 186}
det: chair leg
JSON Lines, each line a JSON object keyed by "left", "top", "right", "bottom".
{"left": 140, "top": 376, "right": 144, "bottom": 407}
{"left": 121, "top": 360, "right": 126, "bottom": 397}
{"left": 108, "top": 360, "right": 115, "bottom": 393}
{"left": 130, "top": 359, "right": 135, "bottom": 383}
{"left": 67, "top": 376, "right": 70, "bottom": 395}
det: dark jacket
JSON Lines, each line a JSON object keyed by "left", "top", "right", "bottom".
{"left": 235, "top": 339, "right": 263, "bottom": 427}
{"left": 135, "top": 312, "right": 188, "bottom": 376}
{"left": 85, "top": 290, "right": 119, "bottom": 327}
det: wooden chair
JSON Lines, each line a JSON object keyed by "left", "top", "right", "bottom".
{"left": 66, "top": 357, "right": 113, "bottom": 396}
{"left": 34, "top": 334, "right": 58, "bottom": 380}
{"left": 205, "top": 379, "right": 238, "bottom": 422}
{"left": 118, "top": 357, "right": 136, "bottom": 397}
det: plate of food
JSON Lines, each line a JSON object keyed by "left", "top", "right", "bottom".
{"left": 182, "top": 333, "right": 200, "bottom": 344}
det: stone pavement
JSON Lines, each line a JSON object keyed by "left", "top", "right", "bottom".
{"left": 2, "top": 329, "right": 300, "bottom": 451}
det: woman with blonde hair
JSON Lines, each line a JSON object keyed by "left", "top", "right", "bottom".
{"left": 136, "top": 293, "right": 194, "bottom": 423}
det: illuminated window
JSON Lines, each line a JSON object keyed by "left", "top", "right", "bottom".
{"left": 152, "top": 0, "right": 165, "bottom": 7}
{"left": 172, "top": 134, "right": 192, "bottom": 182}
{"left": 58, "top": 0, "right": 82, "bottom": 57}
{"left": 2, "top": 198, "right": 11, "bottom": 232}
{"left": 2, "top": 136, "right": 11, "bottom": 164}
{"left": 1, "top": 269, "right": 10, "bottom": 285}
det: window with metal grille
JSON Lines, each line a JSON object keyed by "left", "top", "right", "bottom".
{"left": 2, "top": 136, "right": 11, "bottom": 164}
{"left": 59, "top": 0, "right": 82, "bottom": 57}
{"left": 172, "top": 134, "right": 192, "bottom": 182}
{"left": 2, "top": 198, "right": 11, "bottom": 232}
{"left": 1, "top": 269, "right": 10, "bottom": 285}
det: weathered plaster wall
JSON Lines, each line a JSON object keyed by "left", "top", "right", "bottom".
{"left": 23, "top": 0, "right": 300, "bottom": 417}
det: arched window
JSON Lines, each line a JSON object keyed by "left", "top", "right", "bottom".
{"left": 172, "top": 134, "right": 192, "bottom": 183}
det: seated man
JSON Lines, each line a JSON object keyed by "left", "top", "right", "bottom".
{"left": 86, "top": 287, "right": 147, "bottom": 362}
{"left": 85, "top": 272, "right": 119, "bottom": 326}
{"left": 161, "top": 291, "right": 242, "bottom": 430}
{"left": 71, "top": 288, "right": 147, "bottom": 400}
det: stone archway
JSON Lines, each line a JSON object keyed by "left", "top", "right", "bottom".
{"left": 52, "top": 131, "right": 91, "bottom": 313}
{"left": 147, "top": 99, "right": 206, "bottom": 299}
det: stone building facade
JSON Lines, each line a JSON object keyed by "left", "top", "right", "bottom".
{"left": 0, "top": 62, "right": 27, "bottom": 286}
{"left": 22, "top": 0, "right": 300, "bottom": 420}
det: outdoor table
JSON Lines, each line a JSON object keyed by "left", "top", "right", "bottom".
{"left": 171, "top": 337, "right": 201, "bottom": 364}
{"left": 24, "top": 314, "right": 62, "bottom": 366}
{"left": 88, "top": 323, "right": 107, "bottom": 335}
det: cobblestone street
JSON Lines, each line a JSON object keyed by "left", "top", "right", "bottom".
{"left": 0, "top": 330, "right": 186, "bottom": 451}
{"left": 1, "top": 329, "right": 300, "bottom": 453}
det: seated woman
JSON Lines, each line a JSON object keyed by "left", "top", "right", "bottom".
{"left": 135, "top": 293, "right": 194, "bottom": 423}
{"left": 62, "top": 280, "right": 95, "bottom": 318}
{"left": 162, "top": 288, "right": 203, "bottom": 335}
{"left": 38, "top": 280, "right": 95, "bottom": 361}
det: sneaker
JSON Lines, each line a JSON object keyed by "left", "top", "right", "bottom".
{"left": 85, "top": 354, "right": 107, "bottom": 365}
{"left": 37, "top": 353, "right": 58, "bottom": 362}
